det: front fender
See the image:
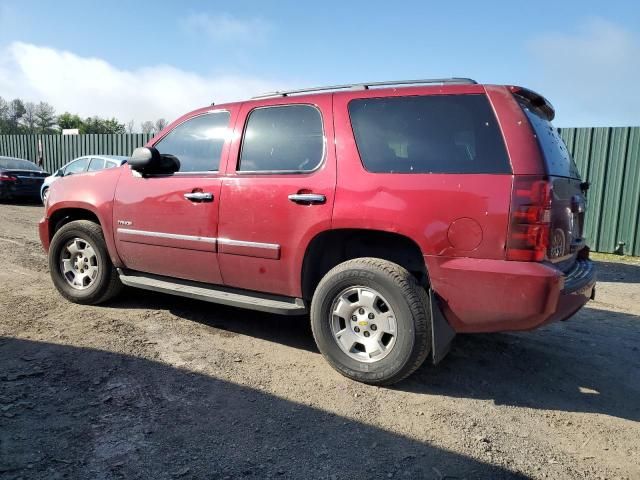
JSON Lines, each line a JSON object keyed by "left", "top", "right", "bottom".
{"left": 44, "top": 168, "right": 124, "bottom": 267}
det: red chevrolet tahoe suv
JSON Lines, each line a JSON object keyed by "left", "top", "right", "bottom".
{"left": 39, "top": 78, "right": 596, "bottom": 385}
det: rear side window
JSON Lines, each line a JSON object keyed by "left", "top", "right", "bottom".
{"left": 348, "top": 94, "right": 511, "bottom": 174}
{"left": 520, "top": 103, "right": 580, "bottom": 178}
{"left": 155, "top": 111, "right": 230, "bottom": 172}
{"left": 64, "top": 158, "right": 89, "bottom": 175}
{"left": 239, "top": 105, "right": 324, "bottom": 172}
{"left": 88, "top": 158, "right": 105, "bottom": 171}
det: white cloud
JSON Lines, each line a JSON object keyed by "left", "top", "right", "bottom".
{"left": 181, "top": 12, "right": 272, "bottom": 43}
{"left": 528, "top": 18, "right": 640, "bottom": 127}
{"left": 0, "top": 42, "right": 281, "bottom": 125}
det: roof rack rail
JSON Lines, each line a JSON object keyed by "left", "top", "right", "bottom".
{"left": 252, "top": 78, "right": 477, "bottom": 99}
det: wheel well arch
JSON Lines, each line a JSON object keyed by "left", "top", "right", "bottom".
{"left": 301, "top": 229, "right": 428, "bottom": 300}
{"left": 48, "top": 208, "right": 101, "bottom": 241}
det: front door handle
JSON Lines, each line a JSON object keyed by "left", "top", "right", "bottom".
{"left": 184, "top": 192, "right": 214, "bottom": 202}
{"left": 288, "top": 193, "right": 326, "bottom": 205}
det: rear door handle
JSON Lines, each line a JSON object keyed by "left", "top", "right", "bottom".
{"left": 288, "top": 193, "right": 326, "bottom": 205}
{"left": 184, "top": 192, "right": 214, "bottom": 202}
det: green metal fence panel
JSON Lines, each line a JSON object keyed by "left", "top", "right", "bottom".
{"left": 619, "top": 129, "right": 640, "bottom": 257}
{"left": 0, "top": 133, "right": 153, "bottom": 173}
{"left": 561, "top": 126, "right": 640, "bottom": 256}
{"left": 598, "top": 128, "right": 628, "bottom": 253}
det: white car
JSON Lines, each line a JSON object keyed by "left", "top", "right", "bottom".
{"left": 40, "top": 155, "right": 128, "bottom": 203}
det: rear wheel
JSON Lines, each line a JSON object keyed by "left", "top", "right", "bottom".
{"left": 48, "top": 220, "right": 122, "bottom": 304}
{"left": 311, "top": 258, "right": 431, "bottom": 385}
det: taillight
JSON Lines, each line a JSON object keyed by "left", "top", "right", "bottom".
{"left": 507, "top": 176, "right": 552, "bottom": 262}
{"left": 0, "top": 174, "right": 16, "bottom": 182}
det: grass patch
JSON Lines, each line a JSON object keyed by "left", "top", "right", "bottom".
{"left": 590, "top": 251, "right": 640, "bottom": 265}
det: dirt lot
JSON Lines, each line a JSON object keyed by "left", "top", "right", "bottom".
{"left": 1, "top": 202, "right": 639, "bottom": 480}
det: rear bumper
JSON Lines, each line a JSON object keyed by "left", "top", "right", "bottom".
{"left": 38, "top": 216, "right": 51, "bottom": 252}
{"left": 426, "top": 256, "right": 596, "bottom": 333}
{"left": 546, "top": 259, "right": 596, "bottom": 324}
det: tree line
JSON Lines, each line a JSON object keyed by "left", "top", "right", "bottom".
{"left": 0, "top": 96, "right": 168, "bottom": 135}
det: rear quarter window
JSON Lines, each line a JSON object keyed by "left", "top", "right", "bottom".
{"left": 348, "top": 94, "right": 511, "bottom": 174}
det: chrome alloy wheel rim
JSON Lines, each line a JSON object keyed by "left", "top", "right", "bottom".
{"left": 60, "top": 237, "right": 100, "bottom": 290}
{"left": 330, "top": 286, "right": 398, "bottom": 363}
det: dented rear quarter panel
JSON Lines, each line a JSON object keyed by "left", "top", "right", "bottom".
{"left": 332, "top": 85, "right": 515, "bottom": 261}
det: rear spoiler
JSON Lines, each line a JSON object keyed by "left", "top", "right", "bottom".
{"left": 509, "top": 86, "right": 555, "bottom": 121}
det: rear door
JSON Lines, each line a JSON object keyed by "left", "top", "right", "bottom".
{"left": 519, "top": 100, "right": 586, "bottom": 270}
{"left": 217, "top": 97, "right": 336, "bottom": 297}
{"left": 113, "top": 109, "right": 235, "bottom": 284}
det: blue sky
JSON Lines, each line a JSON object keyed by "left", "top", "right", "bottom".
{"left": 1, "top": 0, "right": 639, "bottom": 127}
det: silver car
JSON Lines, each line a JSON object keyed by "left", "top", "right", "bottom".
{"left": 40, "top": 155, "right": 128, "bottom": 203}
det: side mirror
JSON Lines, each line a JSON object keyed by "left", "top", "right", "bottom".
{"left": 129, "top": 147, "right": 180, "bottom": 175}
{"left": 56, "top": 169, "right": 64, "bottom": 177}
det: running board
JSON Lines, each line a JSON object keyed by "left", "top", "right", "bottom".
{"left": 117, "top": 269, "right": 307, "bottom": 316}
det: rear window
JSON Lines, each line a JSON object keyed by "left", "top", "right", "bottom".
{"left": 348, "top": 94, "right": 511, "bottom": 174}
{"left": 88, "top": 158, "right": 105, "bottom": 171}
{"left": 520, "top": 102, "right": 580, "bottom": 178}
{"left": 0, "top": 157, "right": 42, "bottom": 171}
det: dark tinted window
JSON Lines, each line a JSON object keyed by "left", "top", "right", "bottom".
{"left": 239, "top": 105, "right": 324, "bottom": 172}
{"left": 155, "top": 111, "right": 230, "bottom": 172}
{"left": 520, "top": 103, "right": 580, "bottom": 178}
{"left": 64, "top": 158, "right": 89, "bottom": 175}
{"left": 0, "top": 157, "right": 42, "bottom": 171}
{"left": 348, "top": 95, "right": 511, "bottom": 174}
{"left": 88, "top": 158, "right": 105, "bottom": 171}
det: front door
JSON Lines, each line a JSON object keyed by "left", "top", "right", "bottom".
{"left": 217, "top": 98, "right": 336, "bottom": 297}
{"left": 113, "top": 109, "right": 234, "bottom": 284}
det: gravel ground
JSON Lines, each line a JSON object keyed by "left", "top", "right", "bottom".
{"left": 0, "top": 202, "right": 639, "bottom": 480}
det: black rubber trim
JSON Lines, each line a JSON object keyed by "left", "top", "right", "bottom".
{"left": 429, "top": 290, "right": 456, "bottom": 365}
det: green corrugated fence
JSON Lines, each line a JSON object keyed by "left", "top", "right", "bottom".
{"left": 0, "top": 134, "right": 153, "bottom": 174}
{"left": 560, "top": 127, "right": 640, "bottom": 257}
{"left": 1, "top": 129, "right": 639, "bottom": 255}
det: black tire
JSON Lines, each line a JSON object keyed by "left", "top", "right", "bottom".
{"left": 310, "top": 257, "right": 431, "bottom": 385}
{"left": 48, "top": 220, "right": 122, "bottom": 305}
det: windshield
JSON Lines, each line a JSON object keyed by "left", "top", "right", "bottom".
{"left": 519, "top": 102, "right": 580, "bottom": 179}
{"left": 0, "top": 157, "right": 43, "bottom": 171}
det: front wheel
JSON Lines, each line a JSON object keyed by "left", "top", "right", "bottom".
{"left": 311, "top": 258, "right": 431, "bottom": 385}
{"left": 48, "top": 220, "right": 122, "bottom": 304}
